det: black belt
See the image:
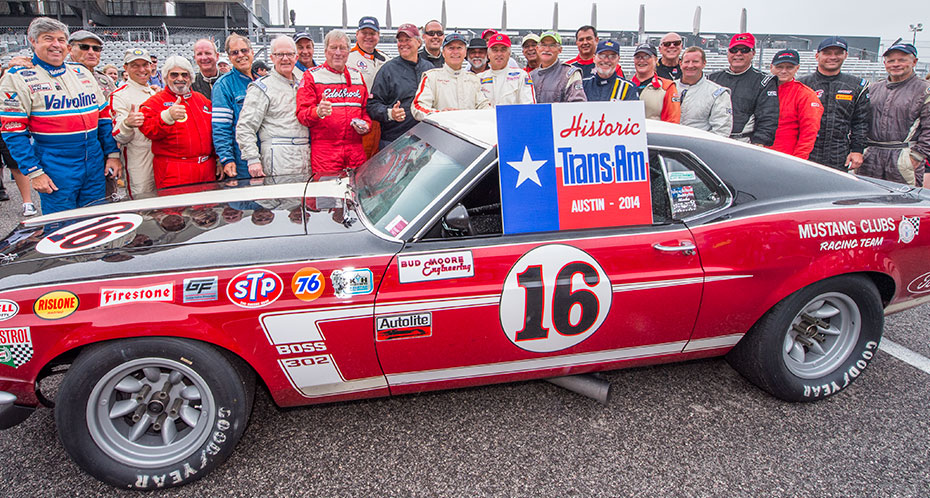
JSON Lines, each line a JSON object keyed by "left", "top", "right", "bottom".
{"left": 865, "top": 140, "right": 910, "bottom": 149}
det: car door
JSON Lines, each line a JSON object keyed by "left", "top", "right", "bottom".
{"left": 373, "top": 150, "right": 710, "bottom": 395}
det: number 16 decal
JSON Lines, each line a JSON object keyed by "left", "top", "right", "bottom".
{"left": 500, "top": 244, "right": 612, "bottom": 352}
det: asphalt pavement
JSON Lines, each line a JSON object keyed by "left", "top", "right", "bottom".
{"left": 1, "top": 186, "right": 929, "bottom": 496}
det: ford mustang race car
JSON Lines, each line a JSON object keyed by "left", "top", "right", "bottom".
{"left": 1, "top": 109, "right": 929, "bottom": 489}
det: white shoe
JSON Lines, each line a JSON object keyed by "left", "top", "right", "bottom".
{"left": 22, "top": 202, "right": 37, "bottom": 217}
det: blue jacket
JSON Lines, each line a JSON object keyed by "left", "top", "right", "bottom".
{"left": 211, "top": 69, "right": 253, "bottom": 178}
{"left": 583, "top": 73, "right": 639, "bottom": 102}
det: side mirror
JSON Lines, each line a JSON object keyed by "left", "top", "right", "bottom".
{"left": 442, "top": 204, "right": 473, "bottom": 237}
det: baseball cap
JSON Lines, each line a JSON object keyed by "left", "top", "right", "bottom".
{"left": 467, "top": 38, "right": 488, "bottom": 50}
{"left": 596, "top": 39, "right": 620, "bottom": 55}
{"left": 396, "top": 23, "right": 419, "bottom": 40}
{"left": 729, "top": 32, "right": 755, "bottom": 49}
{"left": 358, "top": 16, "right": 380, "bottom": 32}
{"left": 817, "top": 36, "right": 848, "bottom": 52}
{"left": 633, "top": 44, "right": 657, "bottom": 57}
{"left": 522, "top": 33, "right": 541, "bottom": 46}
{"left": 218, "top": 55, "right": 230, "bottom": 65}
{"left": 482, "top": 29, "right": 499, "bottom": 40}
{"left": 771, "top": 49, "right": 800, "bottom": 66}
{"left": 443, "top": 33, "right": 467, "bottom": 48}
{"left": 68, "top": 30, "right": 103, "bottom": 45}
{"left": 293, "top": 32, "right": 312, "bottom": 42}
{"left": 123, "top": 47, "right": 150, "bottom": 64}
{"left": 487, "top": 33, "right": 512, "bottom": 49}
{"left": 539, "top": 31, "right": 562, "bottom": 45}
{"left": 883, "top": 42, "right": 918, "bottom": 57}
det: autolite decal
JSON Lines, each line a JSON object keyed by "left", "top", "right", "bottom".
{"left": 0, "top": 299, "right": 19, "bottom": 321}
{"left": 34, "top": 290, "right": 79, "bottom": 320}
{"left": 376, "top": 312, "right": 432, "bottom": 341}
{"left": 0, "top": 326, "right": 32, "bottom": 368}
{"left": 100, "top": 283, "right": 174, "bottom": 307}
{"left": 227, "top": 269, "right": 284, "bottom": 308}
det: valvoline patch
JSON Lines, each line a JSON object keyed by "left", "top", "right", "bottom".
{"left": 226, "top": 269, "right": 284, "bottom": 308}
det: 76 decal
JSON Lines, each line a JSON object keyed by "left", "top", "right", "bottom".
{"left": 499, "top": 244, "right": 612, "bottom": 352}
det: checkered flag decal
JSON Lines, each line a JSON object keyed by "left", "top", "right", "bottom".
{"left": 904, "top": 216, "right": 920, "bottom": 235}
{"left": 0, "top": 343, "right": 32, "bottom": 368}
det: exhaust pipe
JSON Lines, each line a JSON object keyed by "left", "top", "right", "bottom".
{"left": 546, "top": 374, "right": 612, "bottom": 405}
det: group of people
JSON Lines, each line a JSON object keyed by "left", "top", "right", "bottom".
{"left": 0, "top": 16, "right": 927, "bottom": 218}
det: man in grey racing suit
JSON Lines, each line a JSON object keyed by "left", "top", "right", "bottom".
{"left": 677, "top": 46, "right": 732, "bottom": 137}
{"left": 235, "top": 36, "right": 310, "bottom": 179}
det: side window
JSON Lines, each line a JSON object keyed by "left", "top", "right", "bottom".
{"left": 651, "top": 149, "right": 727, "bottom": 219}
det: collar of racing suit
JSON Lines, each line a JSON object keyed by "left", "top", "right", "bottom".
{"left": 351, "top": 44, "right": 386, "bottom": 62}
{"left": 886, "top": 72, "right": 916, "bottom": 88}
{"left": 32, "top": 54, "right": 67, "bottom": 77}
{"left": 632, "top": 73, "right": 661, "bottom": 89}
{"left": 271, "top": 67, "right": 300, "bottom": 87}
{"left": 127, "top": 77, "right": 157, "bottom": 95}
{"left": 441, "top": 63, "right": 465, "bottom": 75}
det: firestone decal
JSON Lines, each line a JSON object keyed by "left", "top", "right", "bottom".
{"left": 500, "top": 244, "right": 612, "bottom": 353}
{"left": 34, "top": 290, "right": 79, "bottom": 320}
{"left": 36, "top": 213, "right": 143, "bottom": 255}
{"left": 397, "top": 251, "right": 474, "bottom": 283}
{"left": 227, "top": 269, "right": 284, "bottom": 308}
{"left": 0, "top": 299, "right": 19, "bottom": 321}
{"left": 100, "top": 282, "right": 173, "bottom": 307}
{"left": 331, "top": 268, "right": 373, "bottom": 298}
{"left": 0, "top": 326, "right": 32, "bottom": 368}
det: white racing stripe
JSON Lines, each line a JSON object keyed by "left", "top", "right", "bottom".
{"left": 879, "top": 339, "right": 930, "bottom": 375}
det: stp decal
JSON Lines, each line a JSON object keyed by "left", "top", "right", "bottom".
{"left": 0, "top": 326, "right": 32, "bottom": 368}
{"left": 331, "top": 269, "right": 373, "bottom": 298}
{"left": 100, "top": 283, "right": 173, "bottom": 307}
{"left": 34, "top": 290, "right": 79, "bottom": 320}
{"left": 397, "top": 251, "right": 474, "bottom": 283}
{"left": 500, "top": 244, "right": 612, "bottom": 353}
{"left": 183, "top": 277, "right": 219, "bottom": 303}
{"left": 291, "top": 267, "right": 325, "bottom": 302}
{"left": 227, "top": 269, "right": 284, "bottom": 308}
{"left": 496, "top": 102, "right": 651, "bottom": 234}
{"left": 36, "top": 213, "right": 143, "bottom": 255}
{"left": 0, "top": 299, "right": 19, "bottom": 321}
{"left": 376, "top": 312, "right": 432, "bottom": 341}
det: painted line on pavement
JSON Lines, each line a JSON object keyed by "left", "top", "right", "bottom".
{"left": 880, "top": 339, "right": 930, "bottom": 375}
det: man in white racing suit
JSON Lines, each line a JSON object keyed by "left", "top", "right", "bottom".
{"left": 235, "top": 36, "right": 310, "bottom": 179}
{"left": 677, "top": 46, "right": 733, "bottom": 137}
{"left": 412, "top": 33, "right": 490, "bottom": 120}
{"left": 478, "top": 33, "right": 535, "bottom": 106}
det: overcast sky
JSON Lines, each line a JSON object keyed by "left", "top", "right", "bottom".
{"left": 291, "top": 0, "right": 928, "bottom": 49}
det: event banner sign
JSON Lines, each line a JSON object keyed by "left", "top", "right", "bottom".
{"left": 496, "top": 102, "right": 652, "bottom": 234}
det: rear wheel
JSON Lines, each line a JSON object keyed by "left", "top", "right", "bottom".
{"left": 727, "top": 275, "right": 883, "bottom": 402}
{"left": 55, "top": 338, "right": 254, "bottom": 489}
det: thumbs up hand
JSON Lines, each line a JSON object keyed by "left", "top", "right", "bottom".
{"left": 316, "top": 98, "right": 332, "bottom": 118}
{"left": 390, "top": 100, "right": 405, "bottom": 122}
{"left": 168, "top": 96, "right": 187, "bottom": 122}
{"left": 124, "top": 103, "right": 145, "bottom": 128}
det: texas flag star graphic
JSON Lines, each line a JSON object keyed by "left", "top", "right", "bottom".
{"left": 507, "top": 146, "right": 547, "bottom": 188}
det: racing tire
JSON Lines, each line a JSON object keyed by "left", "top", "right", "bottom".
{"left": 726, "top": 275, "right": 883, "bottom": 402}
{"left": 55, "top": 337, "right": 255, "bottom": 490}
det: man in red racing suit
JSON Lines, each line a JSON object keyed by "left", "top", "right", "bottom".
{"left": 296, "top": 30, "right": 371, "bottom": 179}
{"left": 139, "top": 55, "right": 217, "bottom": 189}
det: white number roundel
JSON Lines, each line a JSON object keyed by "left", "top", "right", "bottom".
{"left": 36, "top": 214, "right": 143, "bottom": 255}
{"left": 500, "top": 244, "right": 612, "bottom": 353}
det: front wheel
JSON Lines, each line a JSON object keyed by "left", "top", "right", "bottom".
{"left": 55, "top": 337, "right": 255, "bottom": 489}
{"left": 727, "top": 275, "right": 884, "bottom": 402}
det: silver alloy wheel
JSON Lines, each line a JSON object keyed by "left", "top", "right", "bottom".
{"left": 85, "top": 357, "right": 216, "bottom": 468}
{"left": 782, "top": 291, "right": 861, "bottom": 379}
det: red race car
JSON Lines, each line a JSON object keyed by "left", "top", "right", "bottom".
{"left": 1, "top": 110, "right": 928, "bottom": 489}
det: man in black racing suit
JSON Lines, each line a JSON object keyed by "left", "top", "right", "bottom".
{"left": 708, "top": 32, "right": 779, "bottom": 146}
{"left": 798, "top": 36, "right": 871, "bottom": 170}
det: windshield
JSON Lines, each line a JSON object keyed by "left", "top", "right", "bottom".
{"left": 354, "top": 123, "right": 484, "bottom": 237}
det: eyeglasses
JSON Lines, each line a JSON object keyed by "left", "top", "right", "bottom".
{"left": 77, "top": 44, "right": 103, "bottom": 52}
{"left": 729, "top": 46, "right": 752, "bottom": 54}
{"left": 272, "top": 52, "right": 297, "bottom": 59}
{"left": 424, "top": 30, "right": 444, "bottom": 37}
{"left": 662, "top": 40, "right": 682, "bottom": 47}
{"left": 167, "top": 71, "right": 191, "bottom": 79}
{"left": 228, "top": 47, "right": 252, "bottom": 57}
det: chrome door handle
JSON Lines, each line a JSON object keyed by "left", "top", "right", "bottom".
{"left": 653, "top": 241, "right": 696, "bottom": 255}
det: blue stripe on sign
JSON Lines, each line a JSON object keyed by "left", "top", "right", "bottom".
{"left": 496, "top": 104, "right": 559, "bottom": 234}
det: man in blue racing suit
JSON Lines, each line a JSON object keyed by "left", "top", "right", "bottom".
{"left": 0, "top": 17, "right": 120, "bottom": 215}
{"left": 212, "top": 33, "right": 255, "bottom": 179}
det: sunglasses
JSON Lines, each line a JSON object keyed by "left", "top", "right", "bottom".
{"left": 228, "top": 47, "right": 252, "bottom": 57}
{"left": 77, "top": 44, "right": 103, "bottom": 52}
{"left": 424, "top": 30, "right": 444, "bottom": 37}
{"left": 168, "top": 71, "right": 191, "bottom": 79}
{"left": 662, "top": 40, "right": 682, "bottom": 47}
{"left": 729, "top": 46, "right": 752, "bottom": 54}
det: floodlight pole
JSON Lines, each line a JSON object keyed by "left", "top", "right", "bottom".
{"left": 910, "top": 23, "right": 923, "bottom": 45}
